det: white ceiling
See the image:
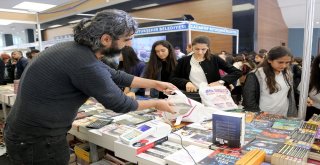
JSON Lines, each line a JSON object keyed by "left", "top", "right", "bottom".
{"left": 0, "top": 0, "right": 319, "bottom": 35}
{"left": 278, "top": 0, "right": 320, "bottom": 28}
{"left": 0, "top": 0, "right": 75, "bottom": 34}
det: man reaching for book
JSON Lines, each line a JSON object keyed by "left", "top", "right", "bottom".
{"left": 4, "top": 9, "right": 176, "bottom": 165}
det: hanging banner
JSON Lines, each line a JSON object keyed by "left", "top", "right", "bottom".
{"left": 135, "top": 23, "right": 188, "bottom": 35}
{"left": 189, "top": 23, "right": 238, "bottom": 36}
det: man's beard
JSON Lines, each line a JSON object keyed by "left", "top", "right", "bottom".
{"left": 100, "top": 41, "right": 122, "bottom": 58}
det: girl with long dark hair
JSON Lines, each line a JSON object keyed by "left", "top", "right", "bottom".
{"left": 243, "top": 46, "right": 297, "bottom": 117}
{"left": 144, "top": 40, "right": 177, "bottom": 98}
{"left": 118, "top": 46, "right": 146, "bottom": 96}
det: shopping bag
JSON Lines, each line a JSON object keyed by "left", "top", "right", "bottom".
{"left": 198, "top": 83, "right": 238, "bottom": 111}
{"left": 162, "top": 90, "right": 213, "bottom": 125}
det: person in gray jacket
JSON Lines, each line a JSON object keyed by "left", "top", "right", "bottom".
{"left": 4, "top": 9, "right": 176, "bottom": 165}
{"left": 243, "top": 46, "right": 297, "bottom": 117}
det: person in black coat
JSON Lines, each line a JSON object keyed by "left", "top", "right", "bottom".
{"left": 171, "top": 36, "right": 241, "bottom": 93}
{"left": 11, "top": 51, "right": 28, "bottom": 79}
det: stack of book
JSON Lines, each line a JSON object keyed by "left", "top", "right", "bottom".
{"left": 168, "top": 121, "right": 213, "bottom": 148}
{"left": 137, "top": 141, "right": 182, "bottom": 165}
{"left": 271, "top": 144, "right": 309, "bottom": 164}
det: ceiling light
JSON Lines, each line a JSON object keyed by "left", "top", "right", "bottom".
{"left": 232, "top": 3, "right": 255, "bottom": 12}
{"left": 132, "top": 3, "right": 159, "bottom": 10}
{"left": 316, "top": 21, "right": 320, "bottom": 24}
{"left": 13, "top": 1, "right": 56, "bottom": 12}
{"left": 0, "top": 19, "right": 13, "bottom": 25}
{"left": 76, "top": 14, "right": 95, "bottom": 17}
{"left": 68, "top": 19, "right": 82, "bottom": 24}
{"left": 49, "top": 24, "right": 62, "bottom": 28}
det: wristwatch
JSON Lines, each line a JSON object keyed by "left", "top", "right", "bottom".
{"left": 218, "top": 80, "right": 225, "bottom": 85}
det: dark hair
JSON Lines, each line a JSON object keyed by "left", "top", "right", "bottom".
{"left": 73, "top": 9, "right": 138, "bottom": 51}
{"left": 192, "top": 36, "right": 212, "bottom": 60}
{"left": 118, "top": 46, "right": 140, "bottom": 74}
{"left": 293, "top": 57, "right": 302, "bottom": 66}
{"left": 256, "top": 53, "right": 266, "bottom": 59}
{"left": 31, "top": 49, "right": 40, "bottom": 54}
{"left": 234, "top": 55, "right": 244, "bottom": 62}
{"left": 260, "top": 46, "right": 292, "bottom": 94}
{"left": 26, "top": 51, "right": 32, "bottom": 59}
{"left": 144, "top": 40, "right": 177, "bottom": 79}
{"left": 259, "top": 49, "right": 268, "bottom": 54}
{"left": 310, "top": 55, "right": 320, "bottom": 94}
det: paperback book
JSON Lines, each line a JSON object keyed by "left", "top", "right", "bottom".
{"left": 242, "top": 139, "right": 283, "bottom": 162}
{"left": 272, "top": 119, "right": 302, "bottom": 131}
{"left": 198, "top": 147, "right": 241, "bottom": 165}
{"left": 212, "top": 111, "right": 245, "bottom": 148}
{"left": 256, "top": 128, "right": 291, "bottom": 142}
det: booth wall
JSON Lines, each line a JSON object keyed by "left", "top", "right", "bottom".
{"left": 131, "top": 0, "right": 233, "bottom": 53}
{"left": 43, "top": 0, "right": 233, "bottom": 53}
{"left": 256, "top": 0, "right": 288, "bottom": 51}
{"left": 43, "top": 24, "right": 74, "bottom": 41}
{"left": 288, "top": 28, "right": 320, "bottom": 57}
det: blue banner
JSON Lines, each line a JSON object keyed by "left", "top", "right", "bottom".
{"left": 135, "top": 23, "right": 188, "bottom": 35}
{"left": 190, "top": 23, "right": 238, "bottom": 36}
{"left": 135, "top": 22, "right": 238, "bottom": 36}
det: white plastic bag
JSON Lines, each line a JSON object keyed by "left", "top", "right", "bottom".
{"left": 162, "top": 90, "right": 213, "bottom": 125}
{"left": 199, "top": 83, "right": 238, "bottom": 111}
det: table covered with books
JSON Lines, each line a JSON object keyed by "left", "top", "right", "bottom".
{"left": 2, "top": 84, "right": 320, "bottom": 165}
{"left": 70, "top": 98, "right": 320, "bottom": 165}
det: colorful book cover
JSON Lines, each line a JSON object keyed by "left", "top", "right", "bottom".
{"left": 198, "top": 147, "right": 241, "bottom": 165}
{"left": 256, "top": 128, "right": 291, "bottom": 142}
{"left": 272, "top": 119, "right": 302, "bottom": 131}
{"left": 177, "top": 126, "right": 213, "bottom": 143}
{"left": 254, "top": 112, "right": 285, "bottom": 121}
{"left": 251, "top": 119, "right": 273, "bottom": 129}
{"left": 311, "top": 138, "right": 320, "bottom": 154}
{"left": 242, "top": 139, "right": 283, "bottom": 156}
{"left": 212, "top": 112, "right": 245, "bottom": 148}
{"left": 315, "top": 128, "right": 320, "bottom": 139}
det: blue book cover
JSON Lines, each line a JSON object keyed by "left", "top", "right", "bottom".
{"left": 212, "top": 113, "right": 244, "bottom": 148}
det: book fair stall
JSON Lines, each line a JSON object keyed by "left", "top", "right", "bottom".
{"left": 0, "top": 7, "right": 318, "bottom": 164}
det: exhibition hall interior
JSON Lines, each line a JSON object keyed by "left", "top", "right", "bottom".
{"left": 0, "top": 0, "right": 320, "bottom": 165}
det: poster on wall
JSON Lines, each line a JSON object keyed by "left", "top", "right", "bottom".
{"left": 132, "top": 35, "right": 166, "bottom": 62}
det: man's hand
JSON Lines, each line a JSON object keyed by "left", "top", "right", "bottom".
{"left": 154, "top": 81, "right": 177, "bottom": 95}
{"left": 154, "top": 99, "right": 176, "bottom": 114}
{"left": 125, "top": 92, "right": 136, "bottom": 100}
{"left": 186, "top": 82, "right": 197, "bottom": 92}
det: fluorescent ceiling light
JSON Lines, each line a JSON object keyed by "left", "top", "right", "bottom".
{"left": 69, "top": 19, "right": 82, "bottom": 24}
{"left": 0, "top": 19, "right": 13, "bottom": 25}
{"left": 132, "top": 3, "right": 159, "bottom": 10}
{"left": 49, "top": 24, "right": 62, "bottom": 28}
{"left": 13, "top": 1, "right": 56, "bottom": 12}
{"left": 77, "top": 13, "right": 95, "bottom": 17}
{"left": 232, "top": 3, "right": 254, "bottom": 12}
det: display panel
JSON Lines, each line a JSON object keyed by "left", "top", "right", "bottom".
{"left": 132, "top": 35, "right": 166, "bottom": 62}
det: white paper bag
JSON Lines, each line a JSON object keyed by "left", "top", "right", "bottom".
{"left": 199, "top": 84, "right": 238, "bottom": 111}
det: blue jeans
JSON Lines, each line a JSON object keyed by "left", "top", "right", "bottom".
{"left": 4, "top": 125, "right": 70, "bottom": 165}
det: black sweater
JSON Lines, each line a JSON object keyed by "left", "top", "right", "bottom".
{"left": 170, "top": 55, "right": 241, "bottom": 90}
{"left": 6, "top": 41, "right": 138, "bottom": 136}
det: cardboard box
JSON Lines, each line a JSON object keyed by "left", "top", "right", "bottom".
{"left": 74, "top": 143, "right": 104, "bottom": 164}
